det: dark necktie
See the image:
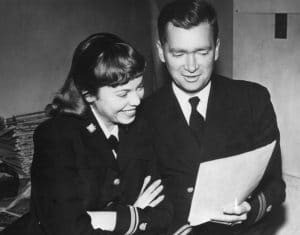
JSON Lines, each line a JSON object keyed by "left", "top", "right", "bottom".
{"left": 189, "top": 96, "right": 205, "bottom": 145}
{"left": 108, "top": 135, "right": 119, "bottom": 154}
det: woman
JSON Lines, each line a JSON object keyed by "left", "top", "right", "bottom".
{"left": 3, "top": 33, "right": 172, "bottom": 235}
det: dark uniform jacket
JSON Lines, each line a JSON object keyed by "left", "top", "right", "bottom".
{"left": 141, "top": 75, "right": 285, "bottom": 235}
{"left": 2, "top": 108, "right": 172, "bottom": 235}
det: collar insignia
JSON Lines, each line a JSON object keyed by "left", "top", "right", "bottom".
{"left": 86, "top": 123, "right": 96, "bottom": 133}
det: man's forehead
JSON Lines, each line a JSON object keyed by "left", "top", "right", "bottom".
{"left": 164, "top": 22, "right": 214, "bottom": 49}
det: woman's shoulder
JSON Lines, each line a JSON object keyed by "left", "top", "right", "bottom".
{"left": 34, "top": 112, "right": 85, "bottom": 139}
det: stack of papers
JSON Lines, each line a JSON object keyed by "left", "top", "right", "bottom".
{"left": 0, "top": 111, "right": 48, "bottom": 177}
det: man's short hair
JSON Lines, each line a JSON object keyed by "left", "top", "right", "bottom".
{"left": 158, "top": 0, "right": 219, "bottom": 45}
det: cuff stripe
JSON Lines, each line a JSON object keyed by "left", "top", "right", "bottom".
{"left": 125, "top": 206, "right": 135, "bottom": 235}
{"left": 125, "top": 206, "right": 139, "bottom": 235}
{"left": 132, "top": 207, "right": 139, "bottom": 234}
{"left": 174, "top": 224, "right": 192, "bottom": 235}
{"left": 255, "top": 193, "right": 267, "bottom": 223}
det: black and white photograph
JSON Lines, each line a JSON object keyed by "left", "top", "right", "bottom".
{"left": 0, "top": 0, "right": 299, "bottom": 234}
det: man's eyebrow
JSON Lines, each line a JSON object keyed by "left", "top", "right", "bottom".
{"left": 169, "top": 48, "right": 188, "bottom": 54}
{"left": 169, "top": 47, "right": 212, "bottom": 53}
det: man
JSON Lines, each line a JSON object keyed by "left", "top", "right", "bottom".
{"left": 141, "top": 0, "right": 285, "bottom": 234}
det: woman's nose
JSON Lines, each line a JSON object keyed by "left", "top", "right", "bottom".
{"left": 128, "top": 92, "right": 141, "bottom": 106}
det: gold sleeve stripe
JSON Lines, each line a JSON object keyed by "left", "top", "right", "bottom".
{"left": 173, "top": 224, "right": 192, "bottom": 235}
{"left": 255, "top": 192, "right": 267, "bottom": 223}
{"left": 125, "top": 206, "right": 135, "bottom": 235}
{"left": 132, "top": 206, "right": 139, "bottom": 234}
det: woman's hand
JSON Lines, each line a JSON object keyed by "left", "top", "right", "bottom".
{"left": 133, "top": 176, "right": 165, "bottom": 209}
{"left": 211, "top": 201, "right": 251, "bottom": 226}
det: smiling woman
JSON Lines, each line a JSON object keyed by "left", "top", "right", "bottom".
{"left": 86, "top": 76, "right": 144, "bottom": 131}
{"left": 1, "top": 33, "right": 172, "bottom": 235}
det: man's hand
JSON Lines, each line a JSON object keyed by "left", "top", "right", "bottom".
{"left": 133, "top": 176, "right": 165, "bottom": 209}
{"left": 211, "top": 201, "right": 251, "bottom": 226}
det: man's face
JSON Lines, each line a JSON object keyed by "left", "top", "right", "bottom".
{"left": 158, "top": 22, "right": 220, "bottom": 93}
{"left": 86, "top": 76, "right": 144, "bottom": 130}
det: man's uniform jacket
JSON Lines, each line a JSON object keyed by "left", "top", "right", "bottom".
{"left": 141, "top": 75, "right": 285, "bottom": 235}
{"left": 3, "top": 108, "right": 172, "bottom": 235}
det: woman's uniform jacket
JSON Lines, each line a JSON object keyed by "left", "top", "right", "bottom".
{"left": 4, "top": 108, "right": 172, "bottom": 235}
{"left": 141, "top": 75, "right": 285, "bottom": 235}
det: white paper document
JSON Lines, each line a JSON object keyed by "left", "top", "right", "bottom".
{"left": 188, "top": 141, "right": 276, "bottom": 226}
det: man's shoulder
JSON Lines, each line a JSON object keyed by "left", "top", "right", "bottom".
{"left": 215, "top": 75, "right": 267, "bottom": 91}
{"left": 214, "top": 75, "right": 270, "bottom": 100}
{"left": 215, "top": 75, "right": 267, "bottom": 92}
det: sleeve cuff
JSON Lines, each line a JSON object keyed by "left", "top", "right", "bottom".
{"left": 247, "top": 192, "right": 268, "bottom": 225}
{"left": 254, "top": 192, "right": 267, "bottom": 223}
{"left": 109, "top": 204, "right": 140, "bottom": 234}
{"left": 124, "top": 206, "right": 139, "bottom": 235}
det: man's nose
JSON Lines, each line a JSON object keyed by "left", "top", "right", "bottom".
{"left": 184, "top": 53, "right": 198, "bottom": 73}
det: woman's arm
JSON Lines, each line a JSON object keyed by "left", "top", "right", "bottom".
{"left": 30, "top": 119, "right": 133, "bottom": 235}
{"left": 88, "top": 176, "right": 165, "bottom": 231}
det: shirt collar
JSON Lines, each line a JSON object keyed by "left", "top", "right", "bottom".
{"left": 172, "top": 81, "right": 211, "bottom": 122}
{"left": 90, "top": 106, "right": 119, "bottom": 140}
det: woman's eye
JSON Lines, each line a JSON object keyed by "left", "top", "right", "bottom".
{"left": 137, "top": 86, "right": 144, "bottom": 92}
{"left": 117, "top": 92, "right": 128, "bottom": 97}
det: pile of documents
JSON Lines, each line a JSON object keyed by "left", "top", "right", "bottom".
{"left": 0, "top": 111, "right": 48, "bottom": 178}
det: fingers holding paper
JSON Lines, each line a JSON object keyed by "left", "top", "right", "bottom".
{"left": 211, "top": 201, "right": 251, "bottom": 226}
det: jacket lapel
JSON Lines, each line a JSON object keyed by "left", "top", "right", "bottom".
{"left": 162, "top": 85, "right": 204, "bottom": 168}
{"left": 201, "top": 75, "right": 235, "bottom": 161}
{"left": 81, "top": 108, "right": 119, "bottom": 170}
{"left": 115, "top": 124, "right": 130, "bottom": 171}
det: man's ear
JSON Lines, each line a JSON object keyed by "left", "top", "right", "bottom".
{"left": 214, "top": 38, "right": 220, "bottom": 61}
{"left": 156, "top": 41, "right": 166, "bottom": 63}
{"left": 82, "top": 91, "right": 96, "bottom": 104}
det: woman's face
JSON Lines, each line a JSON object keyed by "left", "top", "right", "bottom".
{"left": 89, "top": 76, "right": 144, "bottom": 130}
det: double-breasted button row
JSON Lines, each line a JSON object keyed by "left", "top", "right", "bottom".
{"left": 139, "top": 222, "right": 147, "bottom": 231}
{"left": 113, "top": 178, "right": 120, "bottom": 185}
{"left": 187, "top": 187, "right": 194, "bottom": 193}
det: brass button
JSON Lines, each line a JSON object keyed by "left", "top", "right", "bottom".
{"left": 113, "top": 178, "right": 120, "bottom": 185}
{"left": 187, "top": 187, "right": 194, "bottom": 193}
{"left": 139, "top": 222, "right": 147, "bottom": 231}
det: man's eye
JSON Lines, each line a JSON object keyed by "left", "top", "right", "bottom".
{"left": 198, "top": 50, "right": 209, "bottom": 55}
{"left": 172, "top": 52, "right": 184, "bottom": 57}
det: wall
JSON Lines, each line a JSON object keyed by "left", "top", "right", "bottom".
{"left": 210, "top": 0, "right": 233, "bottom": 78}
{"left": 233, "top": 0, "right": 300, "bottom": 234}
{"left": 233, "top": 0, "right": 300, "bottom": 178}
{"left": 0, "top": 0, "right": 152, "bottom": 118}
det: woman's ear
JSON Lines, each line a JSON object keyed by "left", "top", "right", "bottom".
{"left": 82, "top": 91, "right": 96, "bottom": 104}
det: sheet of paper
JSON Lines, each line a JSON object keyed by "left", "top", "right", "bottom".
{"left": 188, "top": 141, "right": 276, "bottom": 226}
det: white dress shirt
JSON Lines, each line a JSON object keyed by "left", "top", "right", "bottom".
{"left": 172, "top": 81, "right": 211, "bottom": 125}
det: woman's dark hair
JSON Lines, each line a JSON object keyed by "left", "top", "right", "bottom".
{"left": 46, "top": 33, "right": 146, "bottom": 116}
{"left": 158, "top": 0, "right": 219, "bottom": 45}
